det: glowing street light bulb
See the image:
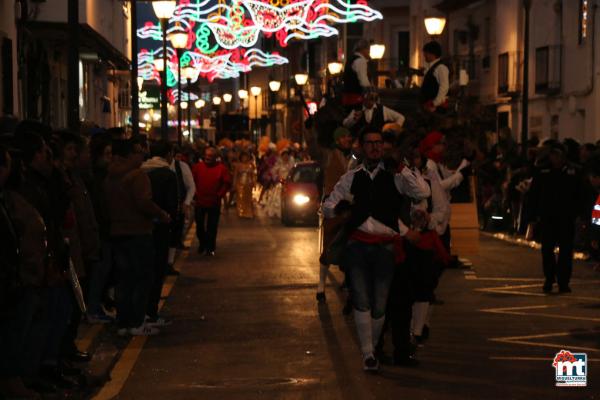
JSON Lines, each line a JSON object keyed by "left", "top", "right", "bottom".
{"left": 369, "top": 44, "right": 386, "bottom": 60}
{"left": 195, "top": 99, "right": 205, "bottom": 109}
{"left": 424, "top": 17, "right": 446, "bottom": 36}
{"left": 152, "top": 1, "right": 177, "bottom": 20}
{"left": 168, "top": 29, "right": 188, "bottom": 50}
{"left": 238, "top": 89, "right": 249, "bottom": 99}
{"left": 327, "top": 62, "right": 343, "bottom": 75}
{"left": 223, "top": 93, "right": 233, "bottom": 103}
{"left": 153, "top": 58, "right": 165, "bottom": 72}
{"left": 143, "top": 112, "right": 151, "bottom": 121}
{"left": 294, "top": 73, "right": 308, "bottom": 86}
{"left": 181, "top": 101, "right": 189, "bottom": 110}
{"left": 269, "top": 80, "right": 281, "bottom": 92}
{"left": 250, "top": 86, "right": 262, "bottom": 97}
{"left": 213, "top": 96, "right": 222, "bottom": 105}
{"left": 137, "top": 77, "right": 144, "bottom": 90}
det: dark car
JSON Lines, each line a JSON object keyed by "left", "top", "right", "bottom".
{"left": 281, "top": 161, "right": 322, "bottom": 226}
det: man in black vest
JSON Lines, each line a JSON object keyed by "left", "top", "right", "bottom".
{"left": 342, "top": 39, "right": 372, "bottom": 112}
{"left": 323, "top": 130, "right": 430, "bottom": 372}
{"left": 421, "top": 41, "right": 449, "bottom": 113}
{"left": 343, "top": 92, "right": 405, "bottom": 138}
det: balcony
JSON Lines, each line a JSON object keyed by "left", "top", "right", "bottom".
{"left": 535, "top": 45, "right": 561, "bottom": 95}
{"left": 498, "top": 51, "right": 522, "bottom": 96}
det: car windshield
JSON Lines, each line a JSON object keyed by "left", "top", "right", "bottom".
{"left": 290, "top": 166, "right": 319, "bottom": 183}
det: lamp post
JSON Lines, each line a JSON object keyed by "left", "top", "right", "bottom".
{"left": 195, "top": 99, "right": 205, "bottom": 141}
{"left": 213, "top": 96, "right": 222, "bottom": 137}
{"left": 169, "top": 25, "right": 188, "bottom": 146}
{"left": 369, "top": 44, "right": 385, "bottom": 87}
{"left": 181, "top": 65, "right": 196, "bottom": 140}
{"left": 294, "top": 74, "right": 308, "bottom": 143}
{"left": 131, "top": 0, "right": 139, "bottom": 136}
{"left": 238, "top": 89, "right": 249, "bottom": 135}
{"left": 250, "top": 86, "right": 262, "bottom": 141}
{"left": 268, "top": 80, "right": 280, "bottom": 140}
{"left": 521, "top": 0, "right": 531, "bottom": 155}
{"left": 152, "top": 0, "right": 177, "bottom": 140}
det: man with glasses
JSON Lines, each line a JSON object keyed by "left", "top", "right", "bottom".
{"left": 323, "top": 131, "right": 430, "bottom": 371}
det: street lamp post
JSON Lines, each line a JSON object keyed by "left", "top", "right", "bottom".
{"left": 268, "top": 80, "right": 280, "bottom": 140}
{"left": 369, "top": 44, "right": 385, "bottom": 88}
{"left": 213, "top": 96, "right": 222, "bottom": 139}
{"left": 181, "top": 65, "right": 196, "bottom": 140}
{"left": 152, "top": 1, "right": 177, "bottom": 140}
{"left": 169, "top": 26, "right": 188, "bottom": 146}
{"left": 424, "top": 17, "right": 447, "bottom": 37}
{"left": 294, "top": 73, "right": 308, "bottom": 143}
{"left": 194, "top": 99, "right": 205, "bottom": 140}
{"left": 250, "top": 86, "right": 262, "bottom": 141}
{"left": 238, "top": 89, "right": 249, "bottom": 137}
{"left": 131, "top": 0, "right": 139, "bottom": 137}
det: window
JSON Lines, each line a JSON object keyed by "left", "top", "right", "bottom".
{"left": 580, "top": 0, "right": 589, "bottom": 44}
{"left": 535, "top": 46, "right": 549, "bottom": 92}
{"left": 498, "top": 52, "right": 509, "bottom": 93}
{"left": 291, "top": 166, "right": 320, "bottom": 183}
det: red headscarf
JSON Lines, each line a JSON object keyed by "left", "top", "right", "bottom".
{"left": 419, "top": 131, "right": 444, "bottom": 163}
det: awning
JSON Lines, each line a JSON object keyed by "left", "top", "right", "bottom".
{"left": 25, "top": 21, "right": 130, "bottom": 70}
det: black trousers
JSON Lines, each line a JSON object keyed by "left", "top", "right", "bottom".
{"left": 540, "top": 218, "right": 575, "bottom": 288}
{"left": 195, "top": 206, "right": 221, "bottom": 252}
{"left": 376, "top": 263, "right": 413, "bottom": 358}
{"left": 147, "top": 224, "right": 171, "bottom": 319}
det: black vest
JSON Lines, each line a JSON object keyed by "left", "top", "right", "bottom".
{"left": 348, "top": 167, "right": 404, "bottom": 232}
{"left": 353, "top": 105, "right": 385, "bottom": 137}
{"left": 421, "top": 60, "right": 444, "bottom": 103}
{"left": 343, "top": 54, "right": 363, "bottom": 95}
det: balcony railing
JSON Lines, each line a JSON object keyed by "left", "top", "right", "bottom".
{"left": 535, "top": 45, "right": 561, "bottom": 95}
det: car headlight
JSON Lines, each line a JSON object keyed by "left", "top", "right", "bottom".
{"left": 293, "top": 194, "right": 310, "bottom": 206}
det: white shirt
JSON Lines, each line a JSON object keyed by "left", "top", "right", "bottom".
{"left": 322, "top": 162, "right": 431, "bottom": 236}
{"left": 414, "top": 160, "right": 453, "bottom": 234}
{"left": 170, "top": 160, "right": 196, "bottom": 206}
{"left": 351, "top": 53, "right": 371, "bottom": 88}
{"left": 425, "top": 58, "right": 449, "bottom": 107}
{"left": 343, "top": 105, "right": 406, "bottom": 129}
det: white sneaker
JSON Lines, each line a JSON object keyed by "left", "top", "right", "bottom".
{"left": 128, "top": 324, "right": 160, "bottom": 336}
{"left": 145, "top": 316, "right": 172, "bottom": 327}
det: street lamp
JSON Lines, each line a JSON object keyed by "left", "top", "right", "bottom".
{"left": 369, "top": 44, "right": 385, "bottom": 60}
{"left": 269, "top": 80, "right": 281, "bottom": 92}
{"left": 424, "top": 17, "right": 446, "bottom": 36}
{"left": 294, "top": 73, "right": 308, "bottom": 86}
{"left": 327, "top": 62, "right": 343, "bottom": 75}
{"left": 238, "top": 89, "right": 249, "bottom": 118}
{"left": 182, "top": 65, "right": 197, "bottom": 139}
{"left": 137, "top": 76, "right": 144, "bottom": 91}
{"left": 195, "top": 99, "right": 205, "bottom": 109}
{"left": 213, "top": 96, "right": 222, "bottom": 106}
{"left": 268, "top": 80, "right": 280, "bottom": 140}
{"left": 223, "top": 93, "right": 232, "bottom": 103}
{"left": 152, "top": 0, "right": 176, "bottom": 140}
{"left": 250, "top": 86, "right": 261, "bottom": 139}
{"left": 153, "top": 58, "right": 165, "bottom": 72}
{"left": 169, "top": 25, "right": 188, "bottom": 146}
{"left": 181, "top": 101, "right": 188, "bottom": 109}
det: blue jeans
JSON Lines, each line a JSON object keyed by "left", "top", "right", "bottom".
{"left": 112, "top": 235, "right": 155, "bottom": 329}
{"left": 86, "top": 240, "right": 113, "bottom": 315}
{"left": 343, "top": 241, "right": 396, "bottom": 319}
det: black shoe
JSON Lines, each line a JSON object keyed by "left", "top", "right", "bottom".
{"left": 66, "top": 350, "right": 91, "bottom": 363}
{"left": 558, "top": 286, "right": 572, "bottom": 294}
{"left": 316, "top": 292, "right": 326, "bottom": 302}
{"left": 363, "top": 356, "right": 379, "bottom": 371}
{"left": 543, "top": 281, "right": 554, "bottom": 293}
{"left": 166, "top": 265, "right": 180, "bottom": 276}
{"left": 393, "top": 354, "right": 420, "bottom": 367}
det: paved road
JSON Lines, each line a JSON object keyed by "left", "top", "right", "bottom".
{"left": 108, "top": 215, "right": 600, "bottom": 399}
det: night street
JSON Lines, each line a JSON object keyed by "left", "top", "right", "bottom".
{"left": 90, "top": 216, "right": 600, "bottom": 400}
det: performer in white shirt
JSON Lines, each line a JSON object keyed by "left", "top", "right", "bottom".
{"left": 421, "top": 41, "right": 449, "bottom": 113}
{"left": 322, "top": 130, "right": 430, "bottom": 371}
{"left": 343, "top": 92, "right": 405, "bottom": 137}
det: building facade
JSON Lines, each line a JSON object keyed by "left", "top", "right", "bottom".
{"left": 1, "top": 0, "right": 132, "bottom": 130}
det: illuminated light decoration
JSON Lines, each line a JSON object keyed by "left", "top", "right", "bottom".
{"left": 168, "top": 0, "right": 383, "bottom": 49}
{"left": 138, "top": 50, "right": 159, "bottom": 83}
{"left": 170, "top": 88, "right": 200, "bottom": 103}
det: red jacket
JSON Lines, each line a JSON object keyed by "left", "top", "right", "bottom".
{"left": 192, "top": 161, "right": 232, "bottom": 207}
